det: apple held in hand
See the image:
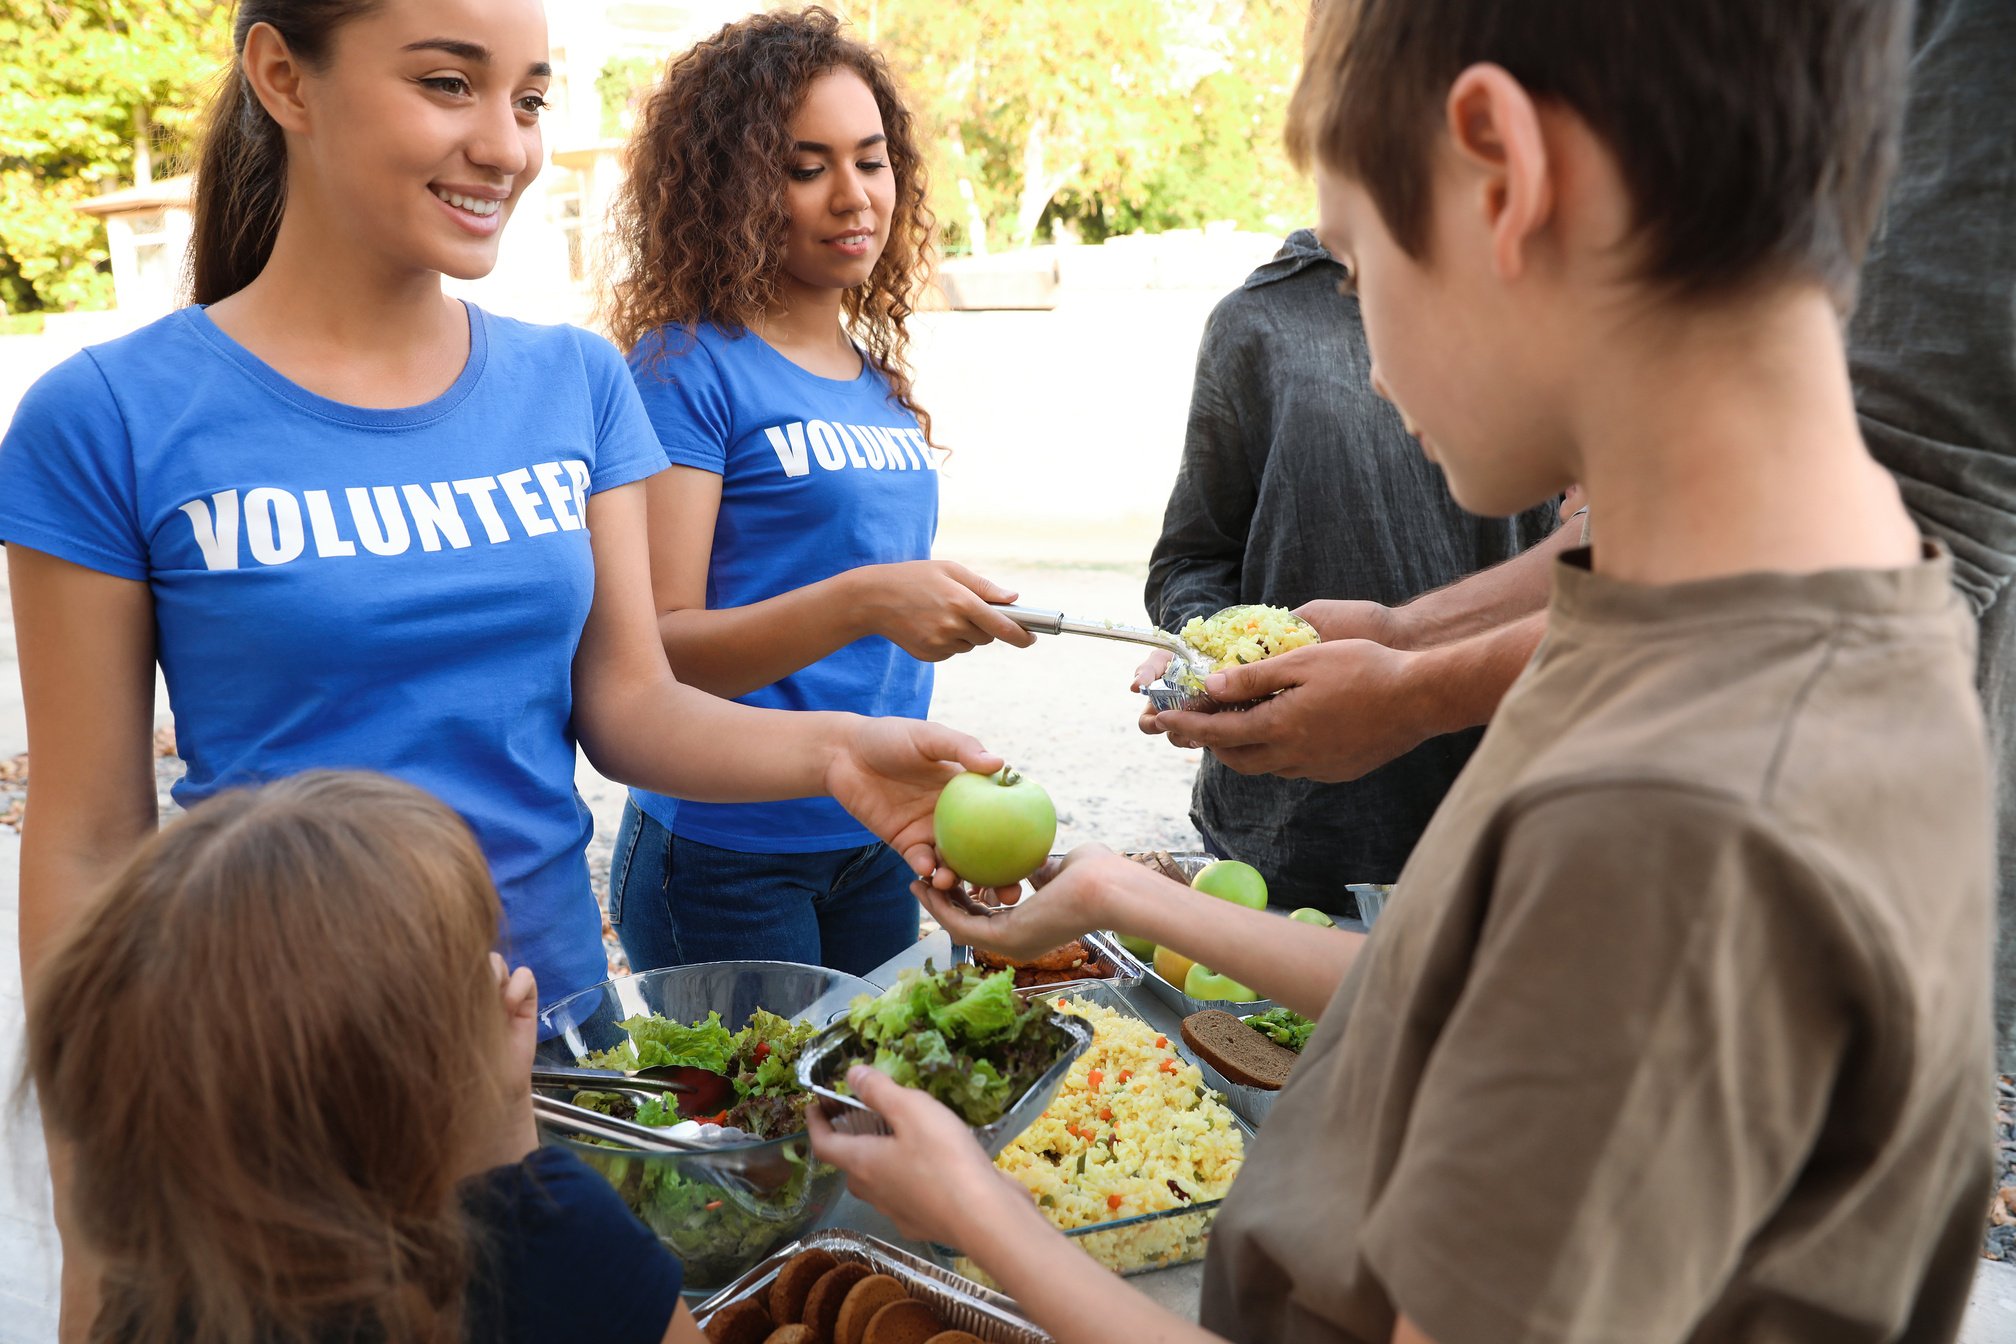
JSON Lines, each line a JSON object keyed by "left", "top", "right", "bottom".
{"left": 1184, "top": 962, "right": 1261, "bottom": 1003}
{"left": 1193, "top": 859, "right": 1268, "bottom": 910}
{"left": 932, "top": 766, "right": 1057, "bottom": 887}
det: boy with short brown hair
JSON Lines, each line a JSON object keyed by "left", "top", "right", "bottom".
{"left": 812, "top": 2, "right": 1996, "bottom": 1340}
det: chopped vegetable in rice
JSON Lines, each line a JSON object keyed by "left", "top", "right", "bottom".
{"left": 993, "top": 998, "right": 1243, "bottom": 1235}
{"left": 1178, "top": 605, "right": 1317, "bottom": 671}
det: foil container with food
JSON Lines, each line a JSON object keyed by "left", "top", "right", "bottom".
{"left": 1178, "top": 1006, "right": 1314, "bottom": 1128}
{"left": 1138, "top": 956, "right": 1278, "bottom": 1021}
{"left": 956, "top": 927, "right": 1146, "bottom": 992}
{"left": 694, "top": 1228, "right": 1052, "bottom": 1343}
{"left": 1144, "top": 604, "right": 1320, "bottom": 711}
{"left": 797, "top": 963, "right": 1094, "bottom": 1157}
{"left": 1108, "top": 851, "right": 1284, "bottom": 1018}
{"left": 935, "top": 979, "right": 1253, "bottom": 1282}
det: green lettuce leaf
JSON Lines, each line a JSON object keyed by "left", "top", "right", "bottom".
{"left": 619, "top": 1010, "right": 734, "bottom": 1073}
{"left": 1246, "top": 1007, "right": 1314, "bottom": 1053}
{"left": 924, "top": 967, "right": 1020, "bottom": 1041}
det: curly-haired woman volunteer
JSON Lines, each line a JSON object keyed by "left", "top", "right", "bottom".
{"left": 600, "top": 7, "right": 1031, "bottom": 977}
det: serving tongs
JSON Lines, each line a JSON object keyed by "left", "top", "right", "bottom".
{"left": 532, "top": 1094, "right": 808, "bottom": 1222}
{"left": 531, "top": 1064, "right": 692, "bottom": 1099}
{"left": 532, "top": 1091, "right": 710, "bottom": 1153}
{"left": 530, "top": 1061, "right": 740, "bottom": 1119}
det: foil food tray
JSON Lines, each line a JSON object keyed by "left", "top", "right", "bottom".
{"left": 934, "top": 979, "right": 1256, "bottom": 1279}
{"left": 1138, "top": 963, "right": 1277, "bottom": 1020}
{"left": 1185, "top": 1013, "right": 1285, "bottom": 1128}
{"left": 693, "top": 1227, "right": 1052, "bottom": 1342}
{"left": 955, "top": 926, "right": 1148, "bottom": 994}
{"left": 797, "top": 1007, "right": 1094, "bottom": 1157}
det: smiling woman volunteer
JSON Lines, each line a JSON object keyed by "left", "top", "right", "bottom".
{"left": 598, "top": 8, "right": 1032, "bottom": 977}
{"left": 0, "top": 0, "right": 1001, "bottom": 1021}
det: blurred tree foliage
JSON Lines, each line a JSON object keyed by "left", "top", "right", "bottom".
{"left": 0, "top": 0, "right": 231, "bottom": 313}
{"left": 862, "top": 0, "right": 1312, "bottom": 255}
{"left": 596, "top": 53, "right": 657, "bottom": 138}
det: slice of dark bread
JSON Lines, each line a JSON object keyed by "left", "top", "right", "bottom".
{"left": 1181, "top": 1010, "right": 1297, "bottom": 1090}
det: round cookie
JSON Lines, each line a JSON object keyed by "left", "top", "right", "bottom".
{"left": 862, "top": 1298, "right": 945, "bottom": 1344}
{"left": 925, "top": 1334, "right": 986, "bottom": 1344}
{"left": 834, "top": 1274, "right": 910, "bottom": 1344}
{"left": 802, "top": 1261, "right": 875, "bottom": 1343}
{"left": 764, "top": 1329, "right": 817, "bottom": 1344}
{"left": 704, "top": 1298, "right": 774, "bottom": 1344}
{"left": 769, "top": 1249, "right": 840, "bottom": 1326}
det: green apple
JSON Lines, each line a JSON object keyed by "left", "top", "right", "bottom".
{"left": 1117, "top": 932, "right": 1158, "bottom": 958}
{"left": 1288, "top": 907, "right": 1335, "bottom": 927}
{"left": 1192, "top": 859, "right": 1268, "bottom": 910}
{"left": 932, "top": 767, "right": 1057, "bottom": 887}
{"left": 1184, "top": 962, "right": 1260, "bottom": 1002}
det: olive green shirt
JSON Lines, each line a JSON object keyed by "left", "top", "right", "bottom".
{"left": 1203, "top": 550, "right": 1994, "bottom": 1344}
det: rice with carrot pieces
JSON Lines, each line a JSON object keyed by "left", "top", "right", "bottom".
{"left": 1178, "top": 604, "right": 1317, "bottom": 671}
{"left": 971, "top": 997, "right": 1244, "bottom": 1276}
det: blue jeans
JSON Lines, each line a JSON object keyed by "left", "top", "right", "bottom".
{"left": 608, "top": 800, "right": 921, "bottom": 978}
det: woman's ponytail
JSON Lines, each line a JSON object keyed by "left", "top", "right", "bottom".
{"left": 183, "top": 2, "right": 378, "bottom": 306}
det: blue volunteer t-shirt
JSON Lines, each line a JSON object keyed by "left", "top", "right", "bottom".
{"left": 628, "top": 323, "right": 938, "bottom": 852}
{"left": 0, "top": 304, "right": 668, "bottom": 1005}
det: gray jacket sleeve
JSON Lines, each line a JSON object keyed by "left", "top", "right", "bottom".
{"left": 1145, "top": 302, "right": 1261, "bottom": 631}
{"left": 1849, "top": 0, "right": 2016, "bottom": 614}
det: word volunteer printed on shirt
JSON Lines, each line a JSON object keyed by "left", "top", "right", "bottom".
{"left": 0, "top": 304, "right": 670, "bottom": 1005}
{"left": 177, "top": 459, "right": 594, "bottom": 570}
{"left": 761, "top": 418, "right": 940, "bottom": 478}
{"left": 626, "top": 322, "right": 940, "bottom": 853}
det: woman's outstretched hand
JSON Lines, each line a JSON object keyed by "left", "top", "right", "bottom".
{"left": 826, "top": 717, "right": 1003, "bottom": 878}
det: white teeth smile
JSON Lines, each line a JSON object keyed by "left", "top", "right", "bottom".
{"left": 432, "top": 188, "right": 501, "bottom": 217}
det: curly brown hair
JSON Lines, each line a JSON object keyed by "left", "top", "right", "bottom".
{"left": 602, "top": 6, "right": 937, "bottom": 444}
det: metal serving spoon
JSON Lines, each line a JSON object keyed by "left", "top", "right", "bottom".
{"left": 992, "top": 604, "right": 1213, "bottom": 692}
{"left": 993, "top": 603, "right": 1320, "bottom": 706}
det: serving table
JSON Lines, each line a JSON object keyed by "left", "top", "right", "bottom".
{"left": 809, "top": 928, "right": 1210, "bottom": 1322}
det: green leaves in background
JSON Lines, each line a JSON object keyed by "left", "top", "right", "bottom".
{"left": 867, "top": 0, "right": 1314, "bottom": 255}
{"left": 0, "top": 0, "right": 231, "bottom": 313}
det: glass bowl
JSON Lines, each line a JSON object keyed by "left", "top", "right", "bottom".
{"left": 534, "top": 961, "right": 877, "bottom": 1296}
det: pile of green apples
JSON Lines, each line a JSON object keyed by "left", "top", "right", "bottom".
{"left": 1119, "top": 860, "right": 1334, "bottom": 1002}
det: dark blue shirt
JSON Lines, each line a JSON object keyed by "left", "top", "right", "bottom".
{"left": 464, "top": 1146, "right": 681, "bottom": 1343}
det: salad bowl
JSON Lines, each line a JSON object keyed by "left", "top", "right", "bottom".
{"left": 533, "top": 961, "right": 875, "bottom": 1296}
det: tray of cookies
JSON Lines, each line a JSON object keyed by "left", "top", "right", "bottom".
{"left": 693, "top": 1227, "right": 1051, "bottom": 1344}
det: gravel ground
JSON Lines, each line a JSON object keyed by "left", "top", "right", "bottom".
{"left": 1988, "top": 1076, "right": 2016, "bottom": 1261}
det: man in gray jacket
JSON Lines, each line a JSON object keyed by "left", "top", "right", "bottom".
{"left": 1140, "top": 229, "right": 1560, "bottom": 914}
